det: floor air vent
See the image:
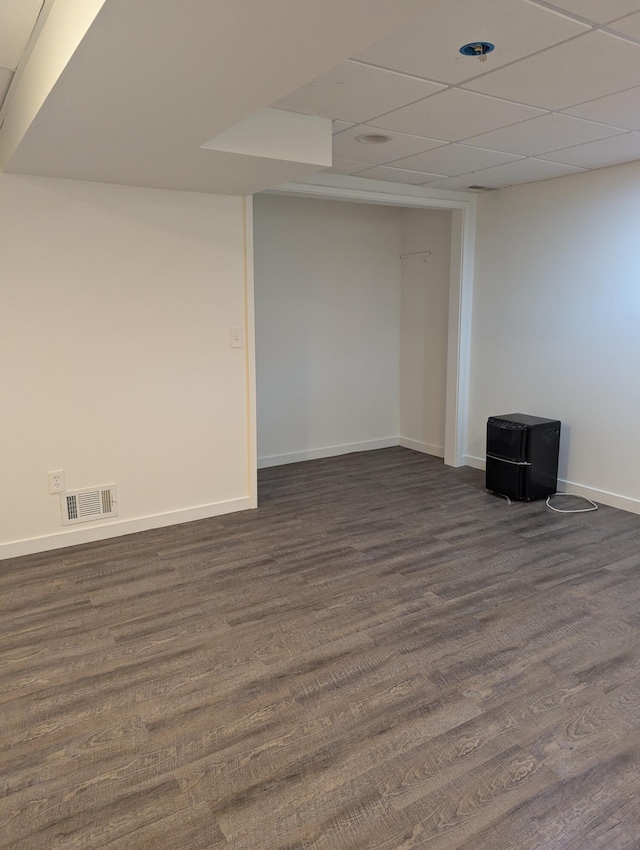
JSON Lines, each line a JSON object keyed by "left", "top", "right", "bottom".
{"left": 61, "top": 485, "right": 118, "bottom": 526}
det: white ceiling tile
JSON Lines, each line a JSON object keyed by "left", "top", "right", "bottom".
{"left": 469, "top": 157, "right": 585, "bottom": 185}
{"left": 392, "top": 143, "right": 521, "bottom": 175}
{"left": 464, "top": 30, "right": 640, "bottom": 110}
{"left": 272, "top": 61, "right": 444, "bottom": 124}
{"left": 332, "top": 121, "right": 355, "bottom": 135}
{"left": 426, "top": 176, "right": 503, "bottom": 190}
{"left": 0, "top": 0, "right": 42, "bottom": 70}
{"left": 607, "top": 10, "right": 640, "bottom": 38}
{"left": 562, "top": 85, "right": 640, "bottom": 129}
{"left": 529, "top": 0, "right": 640, "bottom": 24}
{"left": 0, "top": 67, "right": 13, "bottom": 109}
{"left": 374, "top": 88, "right": 545, "bottom": 141}
{"left": 333, "top": 124, "right": 445, "bottom": 164}
{"left": 538, "top": 131, "right": 640, "bottom": 167}
{"left": 462, "top": 113, "right": 627, "bottom": 156}
{"left": 356, "top": 165, "right": 441, "bottom": 184}
{"left": 322, "top": 157, "right": 371, "bottom": 175}
{"left": 352, "top": 0, "right": 588, "bottom": 85}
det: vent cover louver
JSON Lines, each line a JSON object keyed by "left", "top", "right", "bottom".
{"left": 61, "top": 485, "right": 118, "bottom": 525}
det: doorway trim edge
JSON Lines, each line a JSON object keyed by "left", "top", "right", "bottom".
{"left": 259, "top": 180, "right": 477, "bottom": 468}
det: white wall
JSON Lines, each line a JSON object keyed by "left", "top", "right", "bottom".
{"left": 469, "top": 162, "right": 640, "bottom": 512}
{"left": 0, "top": 174, "right": 253, "bottom": 558}
{"left": 253, "top": 193, "right": 402, "bottom": 466}
{"left": 399, "top": 207, "right": 451, "bottom": 458}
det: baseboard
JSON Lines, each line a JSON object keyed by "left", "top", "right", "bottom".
{"left": 462, "top": 454, "right": 640, "bottom": 516}
{"left": 555, "top": 478, "right": 640, "bottom": 516}
{"left": 0, "top": 497, "right": 251, "bottom": 561}
{"left": 258, "top": 437, "right": 399, "bottom": 469}
{"left": 399, "top": 438, "right": 445, "bottom": 459}
{"left": 463, "top": 453, "right": 486, "bottom": 470}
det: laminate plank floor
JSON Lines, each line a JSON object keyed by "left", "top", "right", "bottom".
{"left": 2, "top": 448, "right": 640, "bottom": 848}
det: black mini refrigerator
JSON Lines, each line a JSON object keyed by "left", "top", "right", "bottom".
{"left": 486, "top": 413, "right": 561, "bottom": 501}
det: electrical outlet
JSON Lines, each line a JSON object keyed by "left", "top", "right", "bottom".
{"left": 48, "top": 470, "right": 66, "bottom": 494}
{"left": 230, "top": 327, "right": 244, "bottom": 348}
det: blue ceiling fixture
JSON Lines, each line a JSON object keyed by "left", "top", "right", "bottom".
{"left": 459, "top": 41, "right": 495, "bottom": 59}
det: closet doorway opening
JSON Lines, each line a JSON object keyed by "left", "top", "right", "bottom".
{"left": 249, "top": 181, "right": 475, "bottom": 499}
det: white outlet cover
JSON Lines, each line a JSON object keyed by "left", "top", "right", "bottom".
{"left": 48, "top": 469, "right": 66, "bottom": 494}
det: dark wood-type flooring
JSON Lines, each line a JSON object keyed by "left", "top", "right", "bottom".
{"left": 2, "top": 447, "right": 640, "bottom": 849}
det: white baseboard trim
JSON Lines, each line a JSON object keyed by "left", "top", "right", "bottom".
{"left": 462, "top": 453, "right": 486, "bottom": 470}
{"left": 258, "top": 437, "right": 399, "bottom": 469}
{"left": 0, "top": 497, "right": 251, "bottom": 561}
{"left": 399, "top": 438, "right": 445, "bottom": 459}
{"left": 462, "top": 454, "right": 640, "bottom": 516}
{"left": 555, "top": 478, "right": 640, "bottom": 516}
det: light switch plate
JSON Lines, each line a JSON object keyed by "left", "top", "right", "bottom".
{"left": 230, "top": 327, "right": 244, "bottom": 348}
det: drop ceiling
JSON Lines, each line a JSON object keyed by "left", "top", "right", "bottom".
{"left": 2, "top": 0, "right": 640, "bottom": 193}
{"left": 275, "top": 0, "right": 640, "bottom": 190}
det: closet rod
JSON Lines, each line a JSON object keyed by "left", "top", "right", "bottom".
{"left": 399, "top": 250, "right": 432, "bottom": 259}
